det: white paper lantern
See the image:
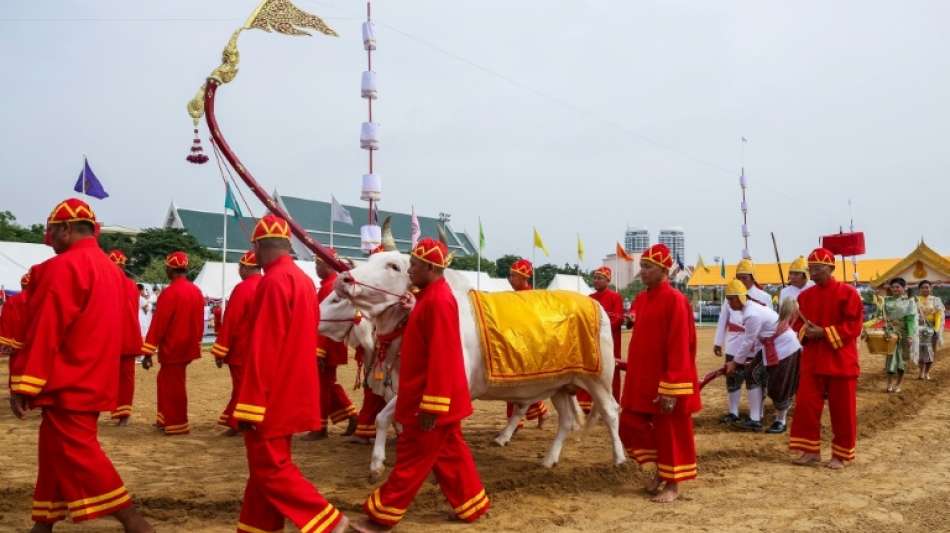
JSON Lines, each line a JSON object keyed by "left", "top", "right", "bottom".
{"left": 740, "top": 200, "right": 748, "bottom": 212}
{"left": 362, "top": 21, "right": 376, "bottom": 50}
{"left": 360, "top": 122, "right": 379, "bottom": 150}
{"left": 361, "top": 173, "right": 382, "bottom": 201}
{"left": 741, "top": 224, "right": 750, "bottom": 238}
{"left": 361, "top": 71, "right": 378, "bottom": 100}
{"left": 361, "top": 224, "right": 382, "bottom": 251}
{"left": 742, "top": 248, "right": 751, "bottom": 260}
{"left": 739, "top": 173, "right": 748, "bottom": 188}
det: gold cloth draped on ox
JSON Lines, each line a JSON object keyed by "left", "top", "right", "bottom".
{"left": 469, "top": 290, "right": 602, "bottom": 384}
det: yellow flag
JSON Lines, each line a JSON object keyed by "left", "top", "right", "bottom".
{"left": 697, "top": 255, "right": 708, "bottom": 272}
{"left": 533, "top": 227, "right": 550, "bottom": 257}
{"left": 577, "top": 234, "right": 585, "bottom": 261}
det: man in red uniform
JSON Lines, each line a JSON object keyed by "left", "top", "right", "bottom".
{"left": 211, "top": 250, "right": 262, "bottom": 436}
{"left": 583, "top": 265, "right": 624, "bottom": 411}
{"left": 789, "top": 247, "right": 863, "bottom": 469}
{"left": 305, "top": 248, "right": 357, "bottom": 440}
{"left": 141, "top": 251, "right": 204, "bottom": 435}
{"left": 0, "top": 269, "right": 33, "bottom": 362}
{"left": 232, "top": 214, "right": 348, "bottom": 533}
{"left": 504, "top": 258, "right": 549, "bottom": 428}
{"left": 354, "top": 238, "right": 488, "bottom": 532}
{"left": 619, "top": 243, "right": 700, "bottom": 503}
{"left": 108, "top": 250, "right": 143, "bottom": 426}
{"left": 9, "top": 198, "right": 152, "bottom": 532}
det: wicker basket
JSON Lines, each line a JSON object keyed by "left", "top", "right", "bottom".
{"left": 865, "top": 329, "right": 897, "bottom": 355}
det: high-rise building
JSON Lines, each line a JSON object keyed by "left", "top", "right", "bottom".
{"left": 624, "top": 227, "right": 650, "bottom": 253}
{"left": 658, "top": 227, "right": 686, "bottom": 264}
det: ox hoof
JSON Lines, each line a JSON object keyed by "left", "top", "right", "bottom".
{"left": 614, "top": 457, "right": 628, "bottom": 467}
{"left": 541, "top": 460, "right": 558, "bottom": 469}
{"left": 492, "top": 437, "right": 510, "bottom": 447}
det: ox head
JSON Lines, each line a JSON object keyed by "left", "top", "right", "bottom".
{"left": 318, "top": 292, "right": 361, "bottom": 342}
{"left": 335, "top": 217, "right": 411, "bottom": 320}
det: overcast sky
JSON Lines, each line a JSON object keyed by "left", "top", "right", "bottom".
{"left": 1, "top": 0, "right": 947, "bottom": 266}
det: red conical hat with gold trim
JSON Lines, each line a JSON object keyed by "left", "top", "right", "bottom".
{"left": 808, "top": 247, "right": 835, "bottom": 267}
{"left": 108, "top": 249, "right": 128, "bottom": 266}
{"left": 510, "top": 259, "right": 533, "bottom": 278}
{"left": 593, "top": 266, "right": 612, "bottom": 281}
{"left": 411, "top": 238, "right": 452, "bottom": 268}
{"left": 239, "top": 250, "right": 258, "bottom": 267}
{"left": 251, "top": 214, "right": 291, "bottom": 242}
{"left": 47, "top": 198, "right": 97, "bottom": 224}
{"left": 642, "top": 243, "right": 673, "bottom": 269}
{"left": 165, "top": 251, "right": 189, "bottom": 269}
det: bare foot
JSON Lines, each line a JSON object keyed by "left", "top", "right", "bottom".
{"left": 894, "top": 386, "right": 902, "bottom": 393}
{"left": 792, "top": 452, "right": 820, "bottom": 466}
{"left": 301, "top": 430, "right": 328, "bottom": 441}
{"left": 116, "top": 417, "right": 130, "bottom": 427}
{"left": 885, "top": 384, "right": 894, "bottom": 393}
{"left": 114, "top": 506, "right": 155, "bottom": 533}
{"left": 330, "top": 514, "right": 349, "bottom": 533}
{"left": 826, "top": 457, "right": 847, "bottom": 470}
{"left": 644, "top": 474, "right": 663, "bottom": 495}
{"left": 222, "top": 428, "right": 239, "bottom": 437}
{"left": 349, "top": 517, "right": 393, "bottom": 533}
{"left": 650, "top": 482, "right": 680, "bottom": 503}
{"left": 343, "top": 416, "right": 358, "bottom": 437}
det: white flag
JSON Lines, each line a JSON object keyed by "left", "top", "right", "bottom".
{"left": 331, "top": 195, "right": 353, "bottom": 225}
{"left": 410, "top": 205, "right": 421, "bottom": 248}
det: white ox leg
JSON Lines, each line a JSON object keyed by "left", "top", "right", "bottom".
{"left": 493, "top": 402, "right": 530, "bottom": 447}
{"left": 581, "top": 376, "right": 626, "bottom": 466}
{"left": 370, "top": 397, "right": 397, "bottom": 480}
{"left": 541, "top": 390, "right": 576, "bottom": 468}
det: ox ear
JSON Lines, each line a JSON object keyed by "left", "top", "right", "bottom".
{"left": 381, "top": 216, "right": 397, "bottom": 251}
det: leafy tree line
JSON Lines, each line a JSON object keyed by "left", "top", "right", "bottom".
{"left": 451, "top": 253, "right": 597, "bottom": 289}
{"left": 0, "top": 211, "right": 212, "bottom": 284}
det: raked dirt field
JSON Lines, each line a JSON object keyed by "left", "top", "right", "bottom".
{"left": 1, "top": 328, "right": 948, "bottom": 532}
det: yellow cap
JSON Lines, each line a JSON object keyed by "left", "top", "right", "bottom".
{"left": 789, "top": 256, "right": 808, "bottom": 275}
{"left": 725, "top": 279, "right": 748, "bottom": 304}
{"left": 736, "top": 258, "right": 755, "bottom": 276}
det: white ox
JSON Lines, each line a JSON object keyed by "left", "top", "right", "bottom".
{"left": 332, "top": 250, "right": 626, "bottom": 476}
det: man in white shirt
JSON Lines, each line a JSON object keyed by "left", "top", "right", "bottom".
{"left": 714, "top": 258, "right": 769, "bottom": 425}
{"left": 724, "top": 279, "right": 802, "bottom": 433}
{"left": 779, "top": 256, "right": 815, "bottom": 308}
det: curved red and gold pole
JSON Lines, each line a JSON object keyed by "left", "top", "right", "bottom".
{"left": 203, "top": 80, "right": 349, "bottom": 272}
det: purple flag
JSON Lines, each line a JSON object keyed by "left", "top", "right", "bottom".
{"left": 73, "top": 158, "right": 109, "bottom": 199}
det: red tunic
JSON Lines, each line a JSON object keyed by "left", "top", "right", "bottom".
{"left": 211, "top": 273, "right": 263, "bottom": 366}
{"left": 119, "top": 276, "right": 142, "bottom": 357}
{"left": 793, "top": 278, "right": 863, "bottom": 378}
{"left": 590, "top": 287, "right": 623, "bottom": 360}
{"left": 10, "top": 237, "right": 125, "bottom": 412}
{"left": 233, "top": 255, "right": 321, "bottom": 437}
{"left": 396, "top": 277, "right": 472, "bottom": 427}
{"left": 212, "top": 304, "right": 223, "bottom": 333}
{"left": 621, "top": 280, "right": 700, "bottom": 415}
{"left": 316, "top": 272, "right": 348, "bottom": 366}
{"left": 142, "top": 276, "right": 204, "bottom": 364}
{"left": 1, "top": 291, "right": 28, "bottom": 353}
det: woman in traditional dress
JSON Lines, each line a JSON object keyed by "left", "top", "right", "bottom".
{"left": 916, "top": 280, "right": 945, "bottom": 380}
{"left": 882, "top": 278, "right": 918, "bottom": 393}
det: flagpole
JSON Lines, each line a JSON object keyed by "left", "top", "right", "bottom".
{"left": 330, "top": 210, "right": 334, "bottom": 249}
{"left": 82, "top": 154, "right": 87, "bottom": 196}
{"left": 221, "top": 191, "right": 228, "bottom": 311}
{"left": 476, "top": 217, "right": 481, "bottom": 291}
{"left": 576, "top": 234, "right": 581, "bottom": 293}
{"left": 531, "top": 230, "right": 536, "bottom": 289}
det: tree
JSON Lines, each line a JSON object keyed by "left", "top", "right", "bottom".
{"left": 0, "top": 211, "right": 44, "bottom": 243}
{"left": 98, "top": 233, "right": 135, "bottom": 257}
{"left": 128, "top": 227, "right": 213, "bottom": 277}
{"left": 450, "top": 254, "right": 496, "bottom": 276}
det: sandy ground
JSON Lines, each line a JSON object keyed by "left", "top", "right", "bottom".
{"left": 1, "top": 328, "right": 948, "bottom": 532}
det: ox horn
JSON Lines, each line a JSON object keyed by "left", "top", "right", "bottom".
{"left": 381, "top": 216, "right": 397, "bottom": 251}
{"left": 437, "top": 223, "right": 449, "bottom": 245}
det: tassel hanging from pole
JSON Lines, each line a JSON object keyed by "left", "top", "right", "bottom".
{"left": 186, "top": 127, "right": 209, "bottom": 164}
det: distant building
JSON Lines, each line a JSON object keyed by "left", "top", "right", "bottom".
{"left": 624, "top": 227, "right": 650, "bottom": 253}
{"left": 164, "top": 193, "right": 476, "bottom": 262}
{"left": 601, "top": 252, "right": 642, "bottom": 290}
{"left": 658, "top": 227, "right": 686, "bottom": 264}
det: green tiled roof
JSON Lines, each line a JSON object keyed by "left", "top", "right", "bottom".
{"left": 170, "top": 196, "right": 474, "bottom": 261}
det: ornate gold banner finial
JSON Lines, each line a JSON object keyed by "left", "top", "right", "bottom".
{"left": 186, "top": 0, "right": 337, "bottom": 134}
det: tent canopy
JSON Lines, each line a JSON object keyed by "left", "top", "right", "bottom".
{"left": 0, "top": 241, "right": 55, "bottom": 290}
{"left": 546, "top": 274, "right": 593, "bottom": 294}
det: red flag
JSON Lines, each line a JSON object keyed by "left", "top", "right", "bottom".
{"left": 616, "top": 242, "right": 633, "bottom": 261}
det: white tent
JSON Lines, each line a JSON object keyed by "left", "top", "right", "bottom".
{"left": 452, "top": 270, "right": 512, "bottom": 292}
{"left": 0, "top": 241, "right": 55, "bottom": 291}
{"left": 194, "top": 260, "right": 323, "bottom": 300}
{"left": 545, "top": 273, "right": 593, "bottom": 294}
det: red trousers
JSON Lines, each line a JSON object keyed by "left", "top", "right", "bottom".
{"left": 111, "top": 356, "right": 136, "bottom": 420}
{"left": 32, "top": 408, "right": 131, "bottom": 524}
{"left": 219, "top": 364, "right": 242, "bottom": 427}
{"left": 576, "top": 366, "right": 622, "bottom": 414}
{"left": 505, "top": 400, "right": 548, "bottom": 428}
{"left": 619, "top": 409, "right": 697, "bottom": 483}
{"left": 355, "top": 387, "right": 388, "bottom": 439}
{"left": 157, "top": 362, "right": 190, "bottom": 435}
{"left": 789, "top": 372, "right": 857, "bottom": 462}
{"left": 364, "top": 423, "right": 489, "bottom": 527}
{"left": 319, "top": 363, "right": 356, "bottom": 425}
{"left": 239, "top": 432, "right": 343, "bottom": 533}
